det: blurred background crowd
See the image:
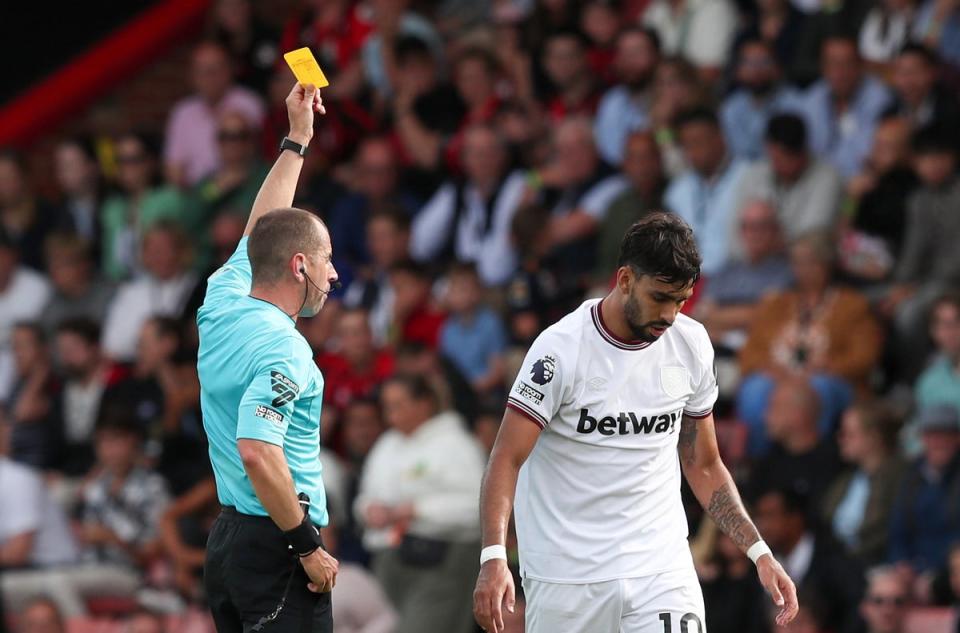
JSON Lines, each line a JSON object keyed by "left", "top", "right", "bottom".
{"left": 4, "top": 0, "right": 960, "bottom": 631}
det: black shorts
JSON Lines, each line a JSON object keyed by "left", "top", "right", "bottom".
{"left": 204, "top": 507, "right": 332, "bottom": 633}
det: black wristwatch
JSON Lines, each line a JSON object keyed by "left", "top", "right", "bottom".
{"left": 279, "top": 136, "right": 308, "bottom": 157}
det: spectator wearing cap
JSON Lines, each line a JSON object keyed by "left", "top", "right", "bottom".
{"left": 789, "top": 37, "right": 892, "bottom": 180}
{"left": 859, "top": 565, "right": 912, "bottom": 633}
{"left": 884, "top": 124, "right": 960, "bottom": 379}
{"left": 822, "top": 402, "right": 906, "bottom": 567}
{"left": 889, "top": 404, "right": 960, "bottom": 574}
{"left": 886, "top": 44, "right": 960, "bottom": 133}
{"left": 163, "top": 41, "right": 264, "bottom": 188}
{"left": 594, "top": 27, "right": 660, "bottom": 165}
{"left": 916, "top": 293, "right": 960, "bottom": 415}
{"left": 753, "top": 487, "right": 865, "bottom": 633}
{"left": 0, "top": 233, "right": 51, "bottom": 402}
{"left": 737, "top": 113, "right": 843, "bottom": 253}
{"left": 39, "top": 234, "right": 114, "bottom": 336}
{"left": 643, "top": 0, "right": 738, "bottom": 82}
{"left": 664, "top": 108, "right": 750, "bottom": 275}
{"left": 410, "top": 124, "right": 527, "bottom": 286}
{"left": 720, "top": 39, "right": 801, "bottom": 162}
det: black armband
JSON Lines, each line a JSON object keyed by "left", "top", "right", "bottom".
{"left": 284, "top": 514, "right": 322, "bottom": 557}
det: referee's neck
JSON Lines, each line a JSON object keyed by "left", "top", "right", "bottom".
{"left": 250, "top": 284, "right": 299, "bottom": 321}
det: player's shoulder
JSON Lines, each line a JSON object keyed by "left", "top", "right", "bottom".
{"left": 667, "top": 313, "right": 712, "bottom": 358}
{"left": 532, "top": 301, "right": 591, "bottom": 352}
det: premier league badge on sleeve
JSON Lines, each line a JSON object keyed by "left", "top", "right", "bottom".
{"left": 530, "top": 355, "right": 556, "bottom": 386}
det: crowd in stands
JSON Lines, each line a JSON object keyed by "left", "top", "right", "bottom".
{"left": 5, "top": 0, "right": 960, "bottom": 631}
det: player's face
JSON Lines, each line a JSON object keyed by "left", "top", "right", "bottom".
{"left": 623, "top": 272, "right": 694, "bottom": 342}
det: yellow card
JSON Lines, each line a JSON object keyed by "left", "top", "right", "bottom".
{"left": 283, "top": 47, "right": 330, "bottom": 89}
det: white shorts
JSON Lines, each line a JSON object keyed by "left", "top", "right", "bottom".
{"left": 523, "top": 567, "right": 706, "bottom": 633}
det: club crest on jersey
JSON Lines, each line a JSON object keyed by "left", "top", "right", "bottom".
{"left": 576, "top": 408, "right": 682, "bottom": 436}
{"left": 530, "top": 355, "right": 556, "bottom": 385}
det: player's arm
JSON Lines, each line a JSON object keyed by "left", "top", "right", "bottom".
{"left": 243, "top": 83, "right": 326, "bottom": 237}
{"left": 474, "top": 409, "right": 541, "bottom": 633}
{"left": 678, "top": 413, "right": 799, "bottom": 626}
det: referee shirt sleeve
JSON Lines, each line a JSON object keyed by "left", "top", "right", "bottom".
{"left": 506, "top": 331, "right": 567, "bottom": 430}
{"left": 236, "top": 338, "right": 309, "bottom": 446}
{"left": 203, "top": 237, "right": 253, "bottom": 307}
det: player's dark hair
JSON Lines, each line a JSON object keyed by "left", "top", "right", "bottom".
{"left": 384, "top": 373, "right": 440, "bottom": 410}
{"left": 673, "top": 107, "right": 720, "bottom": 133}
{"left": 57, "top": 317, "right": 101, "bottom": 345}
{"left": 617, "top": 212, "right": 701, "bottom": 285}
{"left": 248, "top": 208, "right": 327, "bottom": 285}
{"left": 765, "top": 114, "right": 807, "bottom": 154}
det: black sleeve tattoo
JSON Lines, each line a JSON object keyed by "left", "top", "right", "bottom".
{"left": 678, "top": 417, "right": 698, "bottom": 467}
{"left": 707, "top": 482, "right": 761, "bottom": 551}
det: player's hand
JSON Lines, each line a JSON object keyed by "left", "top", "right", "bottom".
{"left": 285, "top": 82, "right": 326, "bottom": 146}
{"left": 473, "top": 559, "right": 515, "bottom": 633}
{"left": 757, "top": 554, "right": 798, "bottom": 626}
{"left": 301, "top": 547, "right": 339, "bottom": 593}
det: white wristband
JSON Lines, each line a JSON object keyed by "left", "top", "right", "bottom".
{"left": 480, "top": 544, "right": 508, "bottom": 566}
{"left": 746, "top": 540, "right": 772, "bottom": 565}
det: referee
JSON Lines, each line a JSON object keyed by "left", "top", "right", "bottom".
{"left": 198, "top": 82, "right": 339, "bottom": 633}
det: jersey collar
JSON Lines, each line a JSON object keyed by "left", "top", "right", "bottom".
{"left": 591, "top": 302, "right": 652, "bottom": 351}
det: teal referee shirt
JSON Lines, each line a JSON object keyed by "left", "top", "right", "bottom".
{"left": 197, "top": 237, "right": 328, "bottom": 526}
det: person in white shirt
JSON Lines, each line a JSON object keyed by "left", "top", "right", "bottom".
{"left": 0, "top": 235, "right": 51, "bottom": 401}
{"left": 355, "top": 374, "right": 485, "bottom": 633}
{"left": 101, "top": 223, "right": 197, "bottom": 362}
{"left": 473, "top": 213, "right": 798, "bottom": 633}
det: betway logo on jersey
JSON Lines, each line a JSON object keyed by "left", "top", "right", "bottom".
{"left": 576, "top": 408, "right": 682, "bottom": 435}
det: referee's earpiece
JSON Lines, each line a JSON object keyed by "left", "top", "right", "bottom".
{"left": 299, "top": 266, "right": 305, "bottom": 275}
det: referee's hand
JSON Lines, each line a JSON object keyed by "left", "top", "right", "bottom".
{"left": 474, "top": 559, "right": 515, "bottom": 633}
{"left": 285, "top": 82, "right": 326, "bottom": 147}
{"left": 301, "top": 548, "right": 339, "bottom": 593}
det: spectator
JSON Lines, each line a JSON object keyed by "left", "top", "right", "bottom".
{"left": 53, "top": 137, "right": 103, "bottom": 253}
{"left": 643, "top": 0, "right": 738, "bottom": 81}
{"left": 5, "top": 324, "right": 60, "bottom": 470}
{"left": 735, "top": 0, "right": 805, "bottom": 78}
{"left": 698, "top": 531, "right": 768, "bottom": 633}
{"left": 695, "top": 200, "right": 793, "bottom": 348}
{"left": 858, "top": 0, "right": 920, "bottom": 67}
{"left": 536, "top": 116, "right": 629, "bottom": 275}
{"left": 158, "top": 477, "right": 218, "bottom": 599}
{"left": 100, "top": 132, "right": 185, "bottom": 281}
{"left": 343, "top": 208, "right": 411, "bottom": 345}
{"left": 840, "top": 116, "right": 918, "bottom": 288}
{"left": 394, "top": 342, "right": 477, "bottom": 425}
{"left": 355, "top": 374, "right": 484, "bottom": 633}
{"left": 11, "top": 599, "right": 65, "bottom": 633}
{"left": 0, "top": 234, "right": 51, "bottom": 402}
{"left": 822, "top": 402, "right": 906, "bottom": 567}
{"left": 362, "top": 0, "right": 443, "bottom": 98}
{"left": 737, "top": 113, "right": 844, "bottom": 247}
{"left": 336, "top": 397, "right": 386, "bottom": 565}
{"left": 791, "top": 37, "right": 892, "bottom": 180}
{"left": 410, "top": 124, "right": 526, "bottom": 286}
{"left": 101, "top": 223, "right": 198, "bottom": 362}
{"left": 665, "top": 108, "right": 750, "bottom": 275}
{"left": 186, "top": 111, "right": 268, "bottom": 270}
{"left": 163, "top": 41, "right": 265, "bottom": 187}
{"left": 738, "top": 232, "right": 881, "bottom": 451}
{"left": 889, "top": 404, "right": 960, "bottom": 574}
{"left": 316, "top": 307, "right": 395, "bottom": 411}
{"left": 594, "top": 27, "right": 660, "bottom": 165}
{"left": 439, "top": 263, "right": 508, "bottom": 395}
{"left": 913, "top": 0, "right": 960, "bottom": 69}
{"left": 328, "top": 137, "right": 419, "bottom": 288}
{"left": 884, "top": 124, "right": 960, "bottom": 379}
{"left": 750, "top": 378, "right": 844, "bottom": 503}
{"left": 753, "top": 487, "right": 865, "bottom": 633}
{"left": 859, "top": 566, "right": 911, "bottom": 633}
{"left": 886, "top": 43, "right": 960, "bottom": 132}
{"left": 720, "top": 39, "right": 801, "bottom": 162}
{"left": 916, "top": 293, "right": 960, "bottom": 413}
{"left": 39, "top": 234, "right": 114, "bottom": 335}
{"left": 0, "top": 420, "right": 77, "bottom": 570}
{"left": 279, "top": 0, "right": 373, "bottom": 78}
{"left": 579, "top": 0, "right": 621, "bottom": 82}
{"left": 388, "top": 260, "right": 446, "bottom": 348}
{"left": 648, "top": 56, "right": 711, "bottom": 177}
{"left": 123, "top": 610, "right": 164, "bottom": 633}
{"left": 0, "top": 150, "right": 65, "bottom": 272}
{"left": 540, "top": 29, "right": 601, "bottom": 121}
{"left": 211, "top": 0, "right": 278, "bottom": 94}
{"left": 594, "top": 131, "right": 666, "bottom": 277}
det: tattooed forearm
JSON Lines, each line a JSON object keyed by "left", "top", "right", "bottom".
{"left": 678, "top": 417, "right": 698, "bottom": 467}
{"left": 706, "top": 482, "right": 761, "bottom": 551}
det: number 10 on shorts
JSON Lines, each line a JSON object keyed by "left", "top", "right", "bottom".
{"left": 659, "top": 612, "right": 703, "bottom": 633}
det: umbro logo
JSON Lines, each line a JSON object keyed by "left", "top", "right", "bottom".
{"left": 270, "top": 371, "right": 300, "bottom": 408}
{"left": 586, "top": 377, "right": 607, "bottom": 391}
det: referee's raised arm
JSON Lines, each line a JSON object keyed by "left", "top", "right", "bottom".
{"left": 242, "top": 82, "right": 325, "bottom": 237}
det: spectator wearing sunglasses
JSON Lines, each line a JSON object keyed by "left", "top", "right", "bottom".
{"left": 859, "top": 566, "right": 910, "bottom": 633}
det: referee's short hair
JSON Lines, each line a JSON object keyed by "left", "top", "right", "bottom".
{"left": 248, "top": 208, "right": 327, "bottom": 285}
{"left": 618, "top": 212, "right": 701, "bottom": 286}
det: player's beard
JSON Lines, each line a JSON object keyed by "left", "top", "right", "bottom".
{"left": 624, "top": 292, "right": 670, "bottom": 342}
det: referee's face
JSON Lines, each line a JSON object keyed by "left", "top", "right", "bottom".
{"left": 623, "top": 272, "right": 693, "bottom": 342}
{"left": 299, "top": 233, "right": 338, "bottom": 317}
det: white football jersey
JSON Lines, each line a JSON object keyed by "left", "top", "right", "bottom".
{"left": 508, "top": 299, "right": 718, "bottom": 583}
